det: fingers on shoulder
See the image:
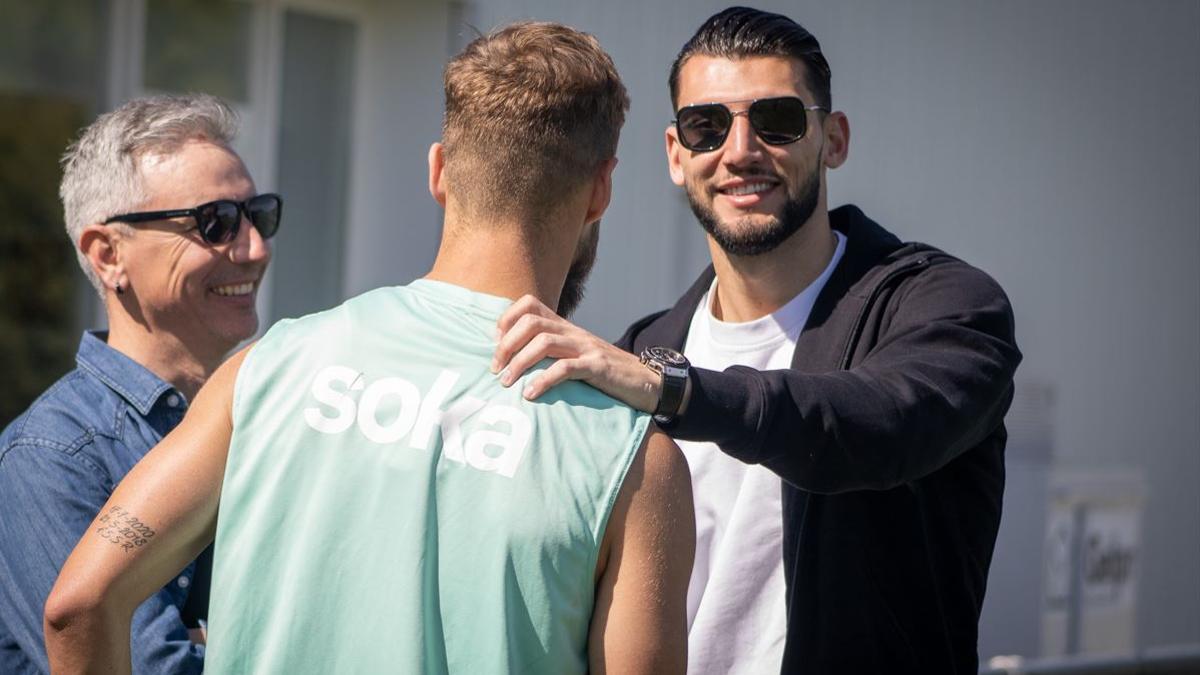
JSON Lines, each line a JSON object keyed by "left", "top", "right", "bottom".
{"left": 498, "top": 293, "right": 553, "bottom": 331}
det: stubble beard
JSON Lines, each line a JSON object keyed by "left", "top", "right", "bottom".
{"left": 556, "top": 221, "right": 599, "bottom": 319}
{"left": 686, "top": 165, "right": 821, "bottom": 257}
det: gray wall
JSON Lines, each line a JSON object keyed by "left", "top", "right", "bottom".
{"left": 463, "top": 0, "right": 1199, "bottom": 658}
{"left": 342, "top": 0, "right": 450, "bottom": 298}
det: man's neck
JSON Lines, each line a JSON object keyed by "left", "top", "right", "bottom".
{"left": 104, "top": 307, "right": 222, "bottom": 401}
{"left": 424, "top": 219, "right": 571, "bottom": 310}
{"left": 707, "top": 211, "right": 838, "bottom": 323}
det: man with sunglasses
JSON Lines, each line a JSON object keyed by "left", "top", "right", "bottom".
{"left": 492, "top": 7, "right": 1021, "bottom": 673}
{"left": 0, "top": 93, "right": 277, "bottom": 673}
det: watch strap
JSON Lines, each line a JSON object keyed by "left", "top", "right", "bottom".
{"left": 653, "top": 364, "right": 688, "bottom": 422}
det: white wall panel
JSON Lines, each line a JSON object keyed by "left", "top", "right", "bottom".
{"left": 342, "top": 0, "right": 451, "bottom": 297}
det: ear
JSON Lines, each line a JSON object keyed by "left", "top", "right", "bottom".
{"left": 428, "top": 142, "right": 447, "bottom": 207}
{"left": 665, "top": 125, "right": 686, "bottom": 187}
{"left": 79, "top": 223, "right": 124, "bottom": 294}
{"left": 584, "top": 157, "right": 618, "bottom": 225}
{"left": 821, "top": 111, "right": 850, "bottom": 169}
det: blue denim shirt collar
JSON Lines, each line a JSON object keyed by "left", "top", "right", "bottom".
{"left": 74, "top": 331, "right": 181, "bottom": 416}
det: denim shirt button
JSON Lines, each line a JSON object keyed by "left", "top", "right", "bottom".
{"left": 177, "top": 575, "right": 190, "bottom": 589}
{"left": 166, "top": 394, "right": 181, "bottom": 408}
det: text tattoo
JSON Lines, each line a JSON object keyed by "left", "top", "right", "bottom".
{"left": 95, "top": 505, "right": 156, "bottom": 553}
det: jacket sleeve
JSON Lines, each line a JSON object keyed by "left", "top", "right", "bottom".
{"left": 615, "top": 309, "right": 668, "bottom": 353}
{"left": 0, "top": 443, "right": 205, "bottom": 674}
{"left": 662, "top": 260, "right": 1021, "bottom": 494}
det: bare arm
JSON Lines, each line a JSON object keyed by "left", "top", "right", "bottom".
{"left": 43, "top": 347, "right": 250, "bottom": 675}
{"left": 590, "top": 428, "right": 695, "bottom": 675}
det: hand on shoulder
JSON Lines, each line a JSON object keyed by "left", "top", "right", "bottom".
{"left": 492, "top": 295, "right": 661, "bottom": 412}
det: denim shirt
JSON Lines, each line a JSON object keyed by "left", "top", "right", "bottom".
{"left": 0, "top": 331, "right": 205, "bottom": 674}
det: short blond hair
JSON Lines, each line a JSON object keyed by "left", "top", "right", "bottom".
{"left": 442, "top": 21, "right": 629, "bottom": 223}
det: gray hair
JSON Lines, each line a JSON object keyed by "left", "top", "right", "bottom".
{"left": 59, "top": 93, "right": 240, "bottom": 294}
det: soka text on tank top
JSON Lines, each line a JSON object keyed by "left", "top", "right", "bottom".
{"left": 303, "top": 365, "right": 531, "bottom": 478}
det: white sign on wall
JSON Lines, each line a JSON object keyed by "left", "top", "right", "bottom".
{"left": 1040, "top": 470, "right": 1144, "bottom": 657}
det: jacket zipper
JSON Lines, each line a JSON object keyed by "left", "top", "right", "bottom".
{"left": 837, "top": 256, "right": 930, "bottom": 370}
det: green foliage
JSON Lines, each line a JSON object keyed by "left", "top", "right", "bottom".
{"left": 0, "top": 0, "right": 106, "bottom": 101}
{"left": 0, "top": 95, "right": 85, "bottom": 426}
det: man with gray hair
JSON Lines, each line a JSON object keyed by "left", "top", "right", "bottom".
{"left": 0, "top": 93, "right": 279, "bottom": 673}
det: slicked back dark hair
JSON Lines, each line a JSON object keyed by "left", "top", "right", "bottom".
{"left": 669, "top": 6, "right": 832, "bottom": 110}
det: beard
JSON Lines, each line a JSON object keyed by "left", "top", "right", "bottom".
{"left": 686, "top": 163, "right": 821, "bottom": 257}
{"left": 557, "top": 220, "right": 599, "bottom": 319}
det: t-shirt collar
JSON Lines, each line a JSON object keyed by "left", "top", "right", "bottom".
{"left": 704, "top": 230, "right": 848, "bottom": 347}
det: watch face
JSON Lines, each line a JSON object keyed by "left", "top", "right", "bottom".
{"left": 646, "top": 346, "right": 687, "bottom": 367}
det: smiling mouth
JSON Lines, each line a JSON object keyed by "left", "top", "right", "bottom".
{"left": 212, "top": 282, "right": 255, "bottom": 297}
{"left": 719, "top": 181, "right": 776, "bottom": 197}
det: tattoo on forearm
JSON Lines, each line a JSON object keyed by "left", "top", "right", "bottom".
{"left": 95, "top": 505, "right": 155, "bottom": 553}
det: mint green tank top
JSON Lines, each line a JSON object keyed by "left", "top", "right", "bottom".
{"left": 204, "top": 280, "right": 649, "bottom": 674}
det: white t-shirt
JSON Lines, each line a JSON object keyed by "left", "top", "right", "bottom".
{"left": 680, "top": 231, "right": 846, "bottom": 675}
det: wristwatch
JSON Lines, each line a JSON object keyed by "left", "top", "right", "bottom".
{"left": 639, "top": 346, "right": 690, "bottom": 424}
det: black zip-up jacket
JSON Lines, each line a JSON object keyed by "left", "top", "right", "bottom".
{"left": 617, "top": 205, "right": 1021, "bottom": 674}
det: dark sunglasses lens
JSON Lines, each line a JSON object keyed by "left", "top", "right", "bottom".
{"left": 197, "top": 202, "right": 241, "bottom": 244}
{"left": 678, "top": 104, "right": 732, "bottom": 152}
{"left": 750, "top": 97, "right": 809, "bottom": 145}
{"left": 246, "top": 195, "right": 281, "bottom": 239}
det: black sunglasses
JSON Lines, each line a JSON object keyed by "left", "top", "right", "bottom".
{"left": 104, "top": 193, "right": 283, "bottom": 245}
{"left": 673, "top": 96, "right": 827, "bottom": 153}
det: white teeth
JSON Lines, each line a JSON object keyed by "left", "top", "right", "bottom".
{"left": 724, "top": 182, "right": 773, "bottom": 196}
{"left": 213, "top": 283, "right": 254, "bottom": 297}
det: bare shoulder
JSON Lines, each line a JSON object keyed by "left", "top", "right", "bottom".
{"left": 634, "top": 427, "right": 692, "bottom": 507}
{"left": 191, "top": 343, "right": 255, "bottom": 417}
{"left": 214, "top": 342, "right": 255, "bottom": 387}
{"left": 608, "top": 425, "right": 694, "bottom": 552}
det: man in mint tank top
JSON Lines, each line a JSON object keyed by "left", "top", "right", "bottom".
{"left": 44, "top": 21, "right": 695, "bottom": 675}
